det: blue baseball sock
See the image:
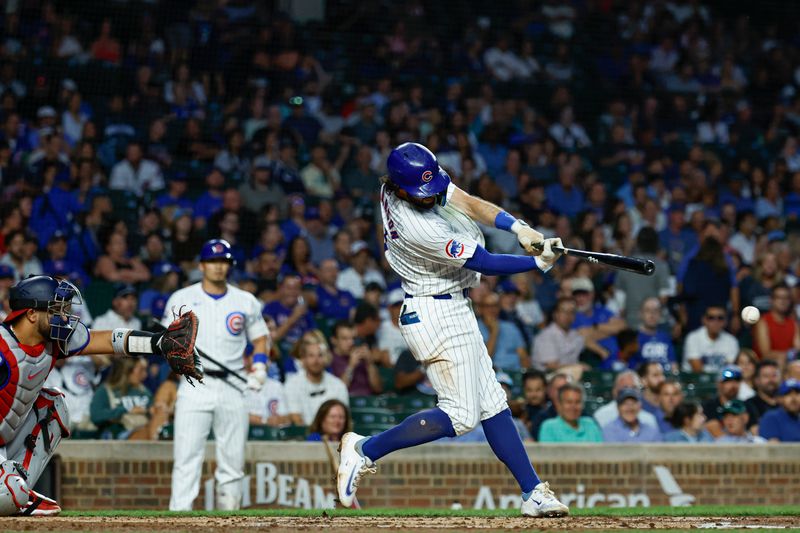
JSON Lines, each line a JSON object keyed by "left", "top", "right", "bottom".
{"left": 482, "top": 409, "right": 540, "bottom": 495}
{"left": 360, "top": 408, "right": 456, "bottom": 462}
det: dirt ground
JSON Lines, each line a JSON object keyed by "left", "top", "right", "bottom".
{"left": 0, "top": 515, "right": 798, "bottom": 532}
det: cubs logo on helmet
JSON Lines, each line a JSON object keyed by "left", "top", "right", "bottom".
{"left": 421, "top": 170, "right": 433, "bottom": 183}
{"left": 445, "top": 239, "right": 465, "bottom": 258}
{"left": 226, "top": 311, "right": 245, "bottom": 336}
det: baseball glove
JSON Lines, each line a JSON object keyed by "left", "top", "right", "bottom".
{"left": 158, "top": 308, "right": 203, "bottom": 384}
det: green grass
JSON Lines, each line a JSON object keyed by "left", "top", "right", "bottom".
{"left": 60, "top": 505, "right": 800, "bottom": 518}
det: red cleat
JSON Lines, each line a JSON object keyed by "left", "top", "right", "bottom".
{"left": 21, "top": 490, "right": 61, "bottom": 516}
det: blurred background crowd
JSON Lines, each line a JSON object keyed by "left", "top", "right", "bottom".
{"left": 1, "top": 0, "right": 800, "bottom": 444}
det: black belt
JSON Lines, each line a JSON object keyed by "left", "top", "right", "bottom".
{"left": 204, "top": 370, "right": 229, "bottom": 378}
{"left": 404, "top": 288, "right": 469, "bottom": 300}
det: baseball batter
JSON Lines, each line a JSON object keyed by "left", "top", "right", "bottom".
{"left": 338, "top": 143, "right": 569, "bottom": 517}
{"left": 165, "top": 239, "right": 269, "bottom": 511}
{"left": 0, "top": 275, "right": 196, "bottom": 516}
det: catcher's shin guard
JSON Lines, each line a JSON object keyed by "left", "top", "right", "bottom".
{"left": 15, "top": 388, "right": 70, "bottom": 488}
{"left": 0, "top": 460, "right": 29, "bottom": 515}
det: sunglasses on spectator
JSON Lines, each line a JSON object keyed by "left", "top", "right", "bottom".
{"left": 705, "top": 314, "right": 726, "bottom": 321}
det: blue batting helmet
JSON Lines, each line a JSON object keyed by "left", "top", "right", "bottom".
{"left": 387, "top": 142, "right": 451, "bottom": 198}
{"left": 200, "top": 239, "right": 235, "bottom": 264}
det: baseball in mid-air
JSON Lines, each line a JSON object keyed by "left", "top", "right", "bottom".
{"left": 741, "top": 306, "right": 761, "bottom": 325}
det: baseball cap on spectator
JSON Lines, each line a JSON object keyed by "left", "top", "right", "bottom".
{"left": 767, "top": 230, "right": 786, "bottom": 243}
{"left": 61, "top": 78, "right": 78, "bottom": 92}
{"left": 667, "top": 203, "right": 685, "bottom": 214}
{"left": 37, "top": 106, "right": 56, "bottom": 119}
{"left": 350, "top": 241, "right": 370, "bottom": 256}
{"left": 49, "top": 230, "right": 67, "bottom": 243}
{"left": 0, "top": 265, "right": 15, "bottom": 279}
{"left": 305, "top": 207, "right": 321, "bottom": 220}
{"left": 495, "top": 371, "right": 514, "bottom": 389}
{"left": 113, "top": 283, "right": 137, "bottom": 299}
{"left": 718, "top": 399, "right": 747, "bottom": 416}
{"left": 288, "top": 96, "right": 304, "bottom": 107}
{"left": 387, "top": 288, "right": 405, "bottom": 307}
{"left": 365, "top": 281, "right": 383, "bottom": 294}
{"left": 497, "top": 279, "right": 520, "bottom": 295}
{"left": 169, "top": 169, "right": 188, "bottom": 182}
{"left": 571, "top": 277, "right": 594, "bottom": 294}
{"left": 153, "top": 262, "right": 180, "bottom": 277}
{"left": 616, "top": 387, "right": 641, "bottom": 403}
{"left": 718, "top": 365, "right": 743, "bottom": 383}
{"left": 778, "top": 379, "right": 800, "bottom": 396}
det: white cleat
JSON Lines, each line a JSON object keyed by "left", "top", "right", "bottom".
{"left": 337, "top": 432, "right": 376, "bottom": 508}
{"left": 520, "top": 481, "right": 570, "bottom": 518}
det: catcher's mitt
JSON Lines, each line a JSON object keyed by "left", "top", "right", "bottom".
{"left": 158, "top": 308, "right": 203, "bottom": 384}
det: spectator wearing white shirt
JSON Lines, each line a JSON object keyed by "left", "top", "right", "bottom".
{"left": 0, "top": 230, "right": 42, "bottom": 282}
{"left": 483, "top": 37, "right": 533, "bottom": 82}
{"left": 548, "top": 106, "right": 592, "bottom": 150}
{"left": 245, "top": 376, "right": 290, "bottom": 426}
{"left": 593, "top": 370, "right": 658, "bottom": 429}
{"left": 728, "top": 211, "right": 757, "bottom": 266}
{"left": 531, "top": 297, "right": 585, "bottom": 372}
{"left": 285, "top": 339, "right": 349, "bottom": 426}
{"left": 109, "top": 142, "right": 164, "bottom": 196}
{"left": 92, "top": 284, "right": 142, "bottom": 330}
{"left": 336, "top": 241, "right": 386, "bottom": 299}
{"left": 682, "top": 306, "right": 740, "bottom": 373}
{"left": 377, "top": 288, "right": 408, "bottom": 365}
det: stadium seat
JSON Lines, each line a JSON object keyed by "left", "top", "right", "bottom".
{"left": 248, "top": 425, "right": 308, "bottom": 441}
{"left": 378, "top": 366, "right": 396, "bottom": 394}
{"left": 353, "top": 422, "right": 395, "bottom": 436}
{"left": 82, "top": 280, "right": 117, "bottom": 317}
{"left": 350, "top": 407, "right": 397, "bottom": 425}
{"left": 385, "top": 394, "right": 437, "bottom": 412}
{"left": 350, "top": 395, "right": 391, "bottom": 409}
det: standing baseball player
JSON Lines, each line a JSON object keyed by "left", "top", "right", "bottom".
{"left": 0, "top": 275, "right": 199, "bottom": 516}
{"left": 166, "top": 239, "right": 269, "bottom": 511}
{"left": 338, "top": 143, "right": 569, "bottom": 517}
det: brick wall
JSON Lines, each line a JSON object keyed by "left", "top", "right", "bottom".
{"left": 56, "top": 442, "right": 800, "bottom": 510}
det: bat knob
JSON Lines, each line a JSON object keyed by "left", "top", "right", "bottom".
{"left": 644, "top": 260, "right": 656, "bottom": 275}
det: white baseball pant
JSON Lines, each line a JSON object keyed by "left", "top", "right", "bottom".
{"left": 398, "top": 293, "right": 507, "bottom": 435}
{"left": 169, "top": 376, "right": 248, "bottom": 511}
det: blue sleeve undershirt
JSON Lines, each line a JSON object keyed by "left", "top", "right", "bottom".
{"left": 463, "top": 245, "right": 539, "bottom": 276}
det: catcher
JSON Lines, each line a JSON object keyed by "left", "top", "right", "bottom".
{"left": 0, "top": 275, "right": 200, "bottom": 516}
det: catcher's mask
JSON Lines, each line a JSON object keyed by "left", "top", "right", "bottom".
{"left": 6, "top": 275, "right": 84, "bottom": 353}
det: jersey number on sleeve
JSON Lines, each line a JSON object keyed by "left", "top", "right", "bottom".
{"left": 381, "top": 191, "right": 399, "bottom": 250}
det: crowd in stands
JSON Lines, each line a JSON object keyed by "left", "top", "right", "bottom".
{"left": 1, "top": 1, "right": 800, "bottom": 443}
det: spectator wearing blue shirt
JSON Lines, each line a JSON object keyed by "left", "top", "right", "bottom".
{"left": 629, "top": 298, "right": 677, "bottom": 372}
{"left": 263, "top": 274, "right": 317, "bottom": 354}
{"left": 545, "top": 164, "right": 584, "bottom": 219}
{"left": 477, "top": 292, "right": 528, "bottom": 371}
{"left": 664, "top": 401, "right": 715, "bottom": 443}
{"left": 156, "top": 171, "right": 193, "bottom": 211}
{"left": 139, "top": 262, "right": 181, "bottom": 318}
{"left": 311, "top": 258, "right": 356, "bottom": 322}
{"left": 658, "top": 204, "right": 696, "bottom": 274}
{"left": 655, "top": 380, "right": 684, "bottom": 435}
{"left": 305, "top": 207, "right": 335, "bottom": 267}
{"left": 604, "top": 328, "right": 639, "bottom": 372}
{"left": 679, "top": 221, "right": 740, "bottom": 332}
{"left": 759, "top": 379, "right": 800, "bottom": 442}
{"left": 602, "top": 388, "right": 662, "bottom": 443}
{"left": 570, "top": 277, "right": 625, "bottom": 367}
{"left": 42, "top": 231, "right": 89, "bottom": 288}
{"left": 193, "top": 168, "right": 226, "bottom": 229}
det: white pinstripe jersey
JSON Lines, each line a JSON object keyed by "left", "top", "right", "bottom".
{"left": 380, "top": 183, "right": 484, "bottom": 296}
{"left": 161, "top": 283, "right": 269, "bottom": 372}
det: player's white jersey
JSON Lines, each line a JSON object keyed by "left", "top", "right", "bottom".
{"left": 380, "top": 183, "right": 484, "bottom": 296}
{"left": 161, "top": 283, "right": 268, "bottom": 372}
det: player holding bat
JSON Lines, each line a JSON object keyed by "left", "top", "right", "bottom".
{"left": 337, "top": 142, "right": 570, "bottom": 517}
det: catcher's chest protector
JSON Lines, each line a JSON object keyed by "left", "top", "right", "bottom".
{"left": 0, "top": 327, "right": 55, "bottom": 445}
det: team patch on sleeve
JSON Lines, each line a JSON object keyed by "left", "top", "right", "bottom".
{"left": 445, "top": 239, "right": 465, "bottom": 258}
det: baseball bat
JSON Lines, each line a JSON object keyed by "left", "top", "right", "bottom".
{"left": 533, "top": 242, "right": 655, "bottom": 276}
